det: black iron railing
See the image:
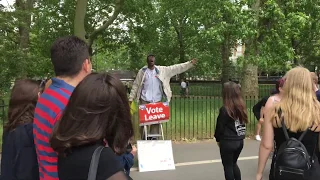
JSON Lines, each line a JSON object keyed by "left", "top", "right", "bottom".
{"left": 0, "top": 95, "right": 265, "bottom": 141}
{"left": 132, "top": 96, "right": 265, "bottom": 140}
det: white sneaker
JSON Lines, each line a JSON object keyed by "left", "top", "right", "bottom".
{"left": 255, "top": 135, "right": 261, "bottom": 141}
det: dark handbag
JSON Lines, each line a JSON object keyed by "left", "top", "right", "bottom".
{"left": 87, "top": 146, "right": 133, "bottom": 180}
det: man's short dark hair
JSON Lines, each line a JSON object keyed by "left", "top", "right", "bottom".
{"left": 50, "top": 36, "right": 90, "bottom": 77}
{"left": 147, "top": 54, "right": 155, "bottom": 61}
{"left": 50, "top": 73, "right": 134, "bottom": 155}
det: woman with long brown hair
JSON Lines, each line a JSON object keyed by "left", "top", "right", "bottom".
{"left": 0, "top": 79, "right": 44, "bottom": 180}
{"left": 50, "top": 73, "right": 134, "bottom": 180}
{"left": 214, "top": 81, "right": 248, "bottom": 180}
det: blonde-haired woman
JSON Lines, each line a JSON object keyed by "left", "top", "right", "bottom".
{"left": 256, "top": 67, "right": 320, "bottom": 180}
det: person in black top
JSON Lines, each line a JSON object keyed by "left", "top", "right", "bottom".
{"left": 256, "top": 67, "right": 320, "bottom": 180}
{"left": 50, "top": 73, "right": 134, "bottom": 180}
{"left": 311, "top": 72, "right": 320, "bottom": 101}
{"left": 1, "top": 79, "right": 44, "bottom": 180}
{"left": 252, "top": 81, "right": 283, "bottom": 141}
{"left": 310, "top": 72, "right": 320, "bottom": 163}
{"left": 214, "top": 81, "right": 248, "bottom": 180}
{"left": 252, "top": 96, "right": 269, "bottom": 141}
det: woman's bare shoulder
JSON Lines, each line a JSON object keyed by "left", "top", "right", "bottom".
{"left": 264, "top": 96, "right": 276, "bottom": 111}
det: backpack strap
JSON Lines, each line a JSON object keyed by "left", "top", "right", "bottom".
{"left": 281, "top": 118, "right": 310, "bottom": 142}
{"left": 298, "top": 128, "right": 309, "bottom": 141}
{"left": 281, "top": 119, "right": 290, "bottom": 140}
{"left": 87, "top": 146, "right": 104, "bottom": 180}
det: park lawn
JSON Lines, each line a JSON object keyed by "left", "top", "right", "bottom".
{"left": 170, "top": 83, "right": 274, "bottom": 97}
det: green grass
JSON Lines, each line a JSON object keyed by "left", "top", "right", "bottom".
{"left": 170, "top": 83, "right": 275, "bottom": 97}
{"left": 0, "top": 83, "right": 268, "bottom": 146}
{"left": 132, "top": 97, "right": 260, "bottom": 141}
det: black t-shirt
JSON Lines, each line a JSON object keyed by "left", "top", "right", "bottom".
{"left": 316, "top": 90, "right": 320, "bottom": 101}
{"left": 58, "top": 144, "right": 124, "bottom": 180}
{"left": 214, "top": 106, "right": 246, "bottom": 142}
{"left": 252, "top": 96, "right": 269, "bottom": 120}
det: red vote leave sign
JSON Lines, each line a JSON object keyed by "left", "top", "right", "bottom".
{"left": 139, "top": 102, "right": 170, "bottom": 126}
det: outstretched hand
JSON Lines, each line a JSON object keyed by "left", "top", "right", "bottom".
{"left": 131, "top": 145, "right": 137, "bottom": 157}
{"left": 191, "top": 58, "right": 197, "bottom": 65}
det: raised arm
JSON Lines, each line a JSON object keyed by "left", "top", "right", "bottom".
{"left": 256, "top": 97, "right": 275, "bottom": 180}
{"left": 165, "top": 59, "right": 196, "bottom": 77}
{"left": 129, "top": 69, "right": 143, "bottom": 102}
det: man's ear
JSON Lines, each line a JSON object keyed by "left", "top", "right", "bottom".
{"left": 83, "top": 59, "right": 91, "bottom": 73}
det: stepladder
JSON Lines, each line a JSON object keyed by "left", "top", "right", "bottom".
{"left": 142, "top": 123, "right": 164, "bottom": 140}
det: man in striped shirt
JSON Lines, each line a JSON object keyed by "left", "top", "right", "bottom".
{"left": 33, "top": 36, "right": 92, "bottom": 180}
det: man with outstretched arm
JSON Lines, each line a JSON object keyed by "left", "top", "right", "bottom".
{"left": 129, "top": 54, "right": 197, "bottom": 139}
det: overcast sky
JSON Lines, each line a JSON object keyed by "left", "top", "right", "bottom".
{"left": 0, "top": 0, "right": 14, "bottom": 6}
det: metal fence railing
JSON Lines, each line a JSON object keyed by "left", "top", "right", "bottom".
{"left": 132, "top": 96, "right": 263, "bottom": 141}
{"left": 0, "top": 96, "right": 266, "bottom": 141}
{"left": 170, "top": 83, "right": 275, "bottom": 97}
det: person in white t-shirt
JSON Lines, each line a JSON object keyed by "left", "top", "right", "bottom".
{"left": 181, "top": 79, "right": 187, "bottom": 97}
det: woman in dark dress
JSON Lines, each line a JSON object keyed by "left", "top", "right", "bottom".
{"left": 256, "top": 67, "right": 320, "bottom": 180}
{"left": 50, "top": 73, "right": 134, "bottom": 180}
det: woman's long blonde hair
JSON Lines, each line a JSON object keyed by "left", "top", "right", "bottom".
{"left": 272, "top": 67, "right": 320, "bottom": 132}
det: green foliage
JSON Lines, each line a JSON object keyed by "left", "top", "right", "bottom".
{"left": 1, "top": 0, "right": 320, "bottom": 95}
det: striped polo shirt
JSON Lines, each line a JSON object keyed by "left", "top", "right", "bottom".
{"left": 33, "top": 78, "right": 74, "bottom": 180}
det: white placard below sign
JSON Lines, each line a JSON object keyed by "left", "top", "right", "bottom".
{"left": 137, "top": 140, "right": 175, "bottom": 172}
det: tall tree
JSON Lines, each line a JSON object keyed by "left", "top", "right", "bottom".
{"left": 196, "top": 0, "right": 248, "bottom": 83}
{"left": 15, "top": 0, "right": 34, "bottom": 77}
{"left": 74, "top": 0, "right": 125, "bottom": 48}
{"left": 240, "top": 0, "right": 261, "bottom": 97}
{"left": 16, "top": 0, "right": 33, "bottom": 53}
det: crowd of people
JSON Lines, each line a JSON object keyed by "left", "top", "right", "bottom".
{"left": 0, "top": 35, "right": 197, "bottom": 180}
{"left": 1, "top": 35, "right": 320, "bottom": 180}
{"left": 0, "top": 36, "right": 136, "bottom": 180}
{"left": 214, "top": 67, "right": 320, "bottom": 180}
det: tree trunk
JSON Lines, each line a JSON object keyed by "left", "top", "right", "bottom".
{"left": 291, "top": 38, "right": 300, "bottom": 65}
{"left": 221, "top": 36, "right": 230, "bottom": 85}
{"left": 178, "top": 30, "right": 186, "bottom": 79}
{"left": 73, "top": 0, "right": 124, "bottom": 48}
{"left": 178, "top": 32, "right": 185, "bottom": 64}
{"left": 16, "top": 0, "right": 33, "bottom": 77}
{"left": 240, "top": 0, "right": 260, "bottom": 98}
{"left": 88, "top": 0, "right": 124, "bottom": 48}
{"left": 241, "top": 63, "right": 258, "bottom": 97}
{"left": 74, "top": 0, "right": 88, "bottom": 41}
{"left": 173, "top": 24, "right": 186, "bottom": 80}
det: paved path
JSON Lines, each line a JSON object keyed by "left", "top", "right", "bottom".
{"left": 130, "top": 139, "right": 271, "bottom": 180}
